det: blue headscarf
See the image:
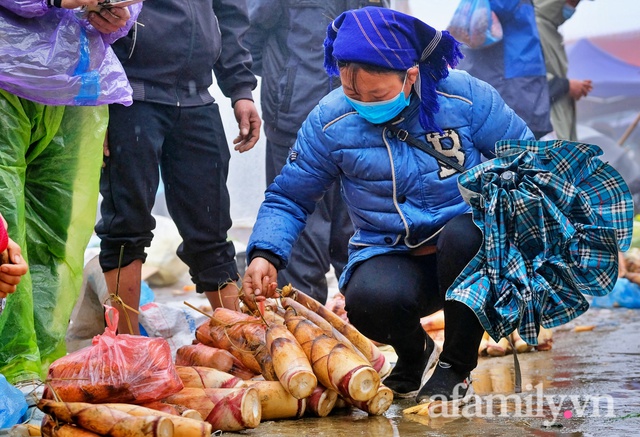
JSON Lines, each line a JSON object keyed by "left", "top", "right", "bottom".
{"left": 324, "top": 7, "right": 463, "bottom": 133}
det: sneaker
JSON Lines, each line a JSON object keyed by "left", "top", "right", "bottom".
{"left": 415, "top": 361, "right": 473, "bottom": 404}
{"left": 383, "top": 336, "right": 441, "bottom": 398}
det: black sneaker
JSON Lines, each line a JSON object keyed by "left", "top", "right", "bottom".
{"left": 415, "top": 361, "right": 473, "bottom": 404}
{"left": 383, "top": 336, "right": 441, "bottom": 398}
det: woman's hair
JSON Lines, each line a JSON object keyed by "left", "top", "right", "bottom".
{"left": 337, "top": 61, "right": 406, "bottom": 96}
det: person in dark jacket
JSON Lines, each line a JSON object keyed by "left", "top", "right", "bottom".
{"left": 242, "top": 7, "right": 533, "bottom": 403}
{"left": 243, "top": 0, "right": 389, "bottom": 304}
{"left": 457, "top": 0, "right": 553, "bottom": 139}
{"left": 95, "top": 0, "right": 262, "bottom": 335}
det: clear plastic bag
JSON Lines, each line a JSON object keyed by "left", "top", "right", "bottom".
{"left": 447, "top": 0, "right": 503, "bottom": 49}
{"left": 44, "top": 306, "right": 184, "bottom": 404}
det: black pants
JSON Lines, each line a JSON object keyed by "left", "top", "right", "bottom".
{"left": 343, "top": 214, "right": 485, "bottom": 373}
{"left": 96, "top": 101, "right": 237, "bottom": 292}
{"left": 266, "top": 139, "right": 353, "bottom": 304}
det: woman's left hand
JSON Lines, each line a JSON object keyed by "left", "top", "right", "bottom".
{"left": 87, "top": 6, "right": 131, "bottom": 34}
{"left": 242, "top": 257, "right": 278, "bottom": 302}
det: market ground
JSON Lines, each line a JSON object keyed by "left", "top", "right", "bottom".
{"left": 143, "top": 225, "right": 640, "bottom": 437}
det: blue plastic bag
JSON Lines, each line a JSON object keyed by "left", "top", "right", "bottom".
{"left": 0, "top": 373, "right": 28, "bottom": 428}
{"left": 447, "top": 0, "right": 503, "bottom": 48}
{"left": 591, "top": 278, "right": 640, "bottom": 309}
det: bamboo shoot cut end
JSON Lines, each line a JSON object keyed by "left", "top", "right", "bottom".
{"left": 367, "top": 387, "right": 393, "bottom": 415}
{"left": 287, "top": 372, "right": 317, "bottom": 400}
{"left": 151, "top": 417, "right": 174, "bottom": 437}
{"left": 314, "top": 389, "right": 338, "bottom": 417}
{"left": 243, "top": 388, "right": 262, "bottom": 429}
{"left": 180, "top": 409, "right": 203, "bottom": 421}
{"left": 347, "top": 367, "right": 380, "bottom": 402}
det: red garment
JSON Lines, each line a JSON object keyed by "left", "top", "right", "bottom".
{"left": 0, "top": 219, "right": 8, "bottom": 253}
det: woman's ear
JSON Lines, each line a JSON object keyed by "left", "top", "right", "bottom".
{"left": 407, "top": 66, "right": 420, "bottom": 88}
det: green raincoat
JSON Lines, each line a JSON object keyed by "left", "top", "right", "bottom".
{"left": 0, "top": 92, "right": 106, "bottom": 382}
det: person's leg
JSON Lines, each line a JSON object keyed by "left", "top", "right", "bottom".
{"left": 0, "top": 91, "right": 61, "bottom": 383}
{"left": 161, "top": 104, "right": 239, "bottom": 310}
{"left": 96, "top": 101, "right": 168, "bottom": 335}
{"left": 20, "top": 103, "right": 105, "bottom": 377}
{"left": 343, "top": 253, "right": 442, "bottom": 397}
{"left": 417, "top": 213, "right": 485, "bottom": 402}
{"left": 266, "top": 139, "right": 337, "bottom": 303}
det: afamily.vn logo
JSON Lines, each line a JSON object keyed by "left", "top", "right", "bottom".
{"left": 428, "top": 383, "right": 615, "bottom": 426}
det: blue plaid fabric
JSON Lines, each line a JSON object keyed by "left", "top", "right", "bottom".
{"left": 450, "top": 140, "right": 634, "bottom": 345}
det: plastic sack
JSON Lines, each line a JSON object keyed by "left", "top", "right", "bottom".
{"left": 139, "top": 302, "right": 210, "bottom": 360}
{"left": 447, "top": 0, "right": 503, "bottom": 49}
{"left": 0, "top": 374, "right": 28, "bottom": 428}
{"left": 45, "top": 306, "right": 183, "bottom": 404}
{"left": 0, "top": 6, "right": 140, "bottom": 106}
{"left": 591, "top": 278, "right": 640, "bottom": 309}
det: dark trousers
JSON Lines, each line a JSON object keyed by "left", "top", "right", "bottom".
{"left": 266, "top": 140, "right": 353, "bottom": 304}
{"left": 96, "top": 101, "right": 238, "bottom": 292}
{"left": 343, "top": 214, "right": 485, "bottom": 373}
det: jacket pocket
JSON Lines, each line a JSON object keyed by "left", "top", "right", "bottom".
{"left": 349, "top": 229, "right": 401, "bottom": 248}
{"left": 279, "top": 65, "right": 297, "bottom": 114}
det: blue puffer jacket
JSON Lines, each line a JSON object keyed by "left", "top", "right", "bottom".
{"left": 247, "top": 70, "right": 534, "bottom": 289}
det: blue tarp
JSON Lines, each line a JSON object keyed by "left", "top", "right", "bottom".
{"left": 567, "top": 33, "right": 640, "bottom": 98}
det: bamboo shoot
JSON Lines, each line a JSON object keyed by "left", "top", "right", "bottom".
{"left": 175, "top": 366, "right": 242, "bottom": 389}
{"left": 265, "top": 323, "right": 317, "bottom": 399}
{"left": 240, "top": 380, "right": 306, "bottom": 421}
{"left": 37, "top": 400, "right": 174, "bottom": 437}
{"left": 106, "top": 404, "right": 211, "bottom": 437}
{"left": 282, "top": 285, "right": 390, "bottom": 377}
{"left": 162, "top": 387, "right": 261, "bottom": 431}
{"left": 285, "top": 313, "right": 380, "bottom": 402}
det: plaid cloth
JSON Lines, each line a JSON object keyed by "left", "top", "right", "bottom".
{"left": 450, "top": 140, "right": 634, "bottom": 345}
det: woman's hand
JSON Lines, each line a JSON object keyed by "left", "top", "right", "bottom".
{"left": 0, "top": 238, "right": 28, "bottom": 299}
{"left": 242, "top": 257, "right": 278, "bottom": 302}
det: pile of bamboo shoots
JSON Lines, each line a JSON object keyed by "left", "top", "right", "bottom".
{"left": 161, "top": 286, "right": 394, "bottom": 431}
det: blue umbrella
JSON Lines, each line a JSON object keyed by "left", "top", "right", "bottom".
{"left": 450, "top": 140, "right": 634, "bottom": 345}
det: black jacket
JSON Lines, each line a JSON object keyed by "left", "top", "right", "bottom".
{"left": 112, "top": 0, "right": 257, "bottom": 107}
{"left": 244, "top": 0, "right": 389, "bottom": 146}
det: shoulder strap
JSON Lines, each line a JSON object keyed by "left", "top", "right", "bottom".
{"left": 384, "top": 123, "right": 466, "bottom": 173}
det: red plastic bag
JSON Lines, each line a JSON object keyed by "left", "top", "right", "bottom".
{"left": 45, "top": 306, "right": 183, "bottom": 404}
{"left": 447, "top": 0, "right": 503, "bottom": 49}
